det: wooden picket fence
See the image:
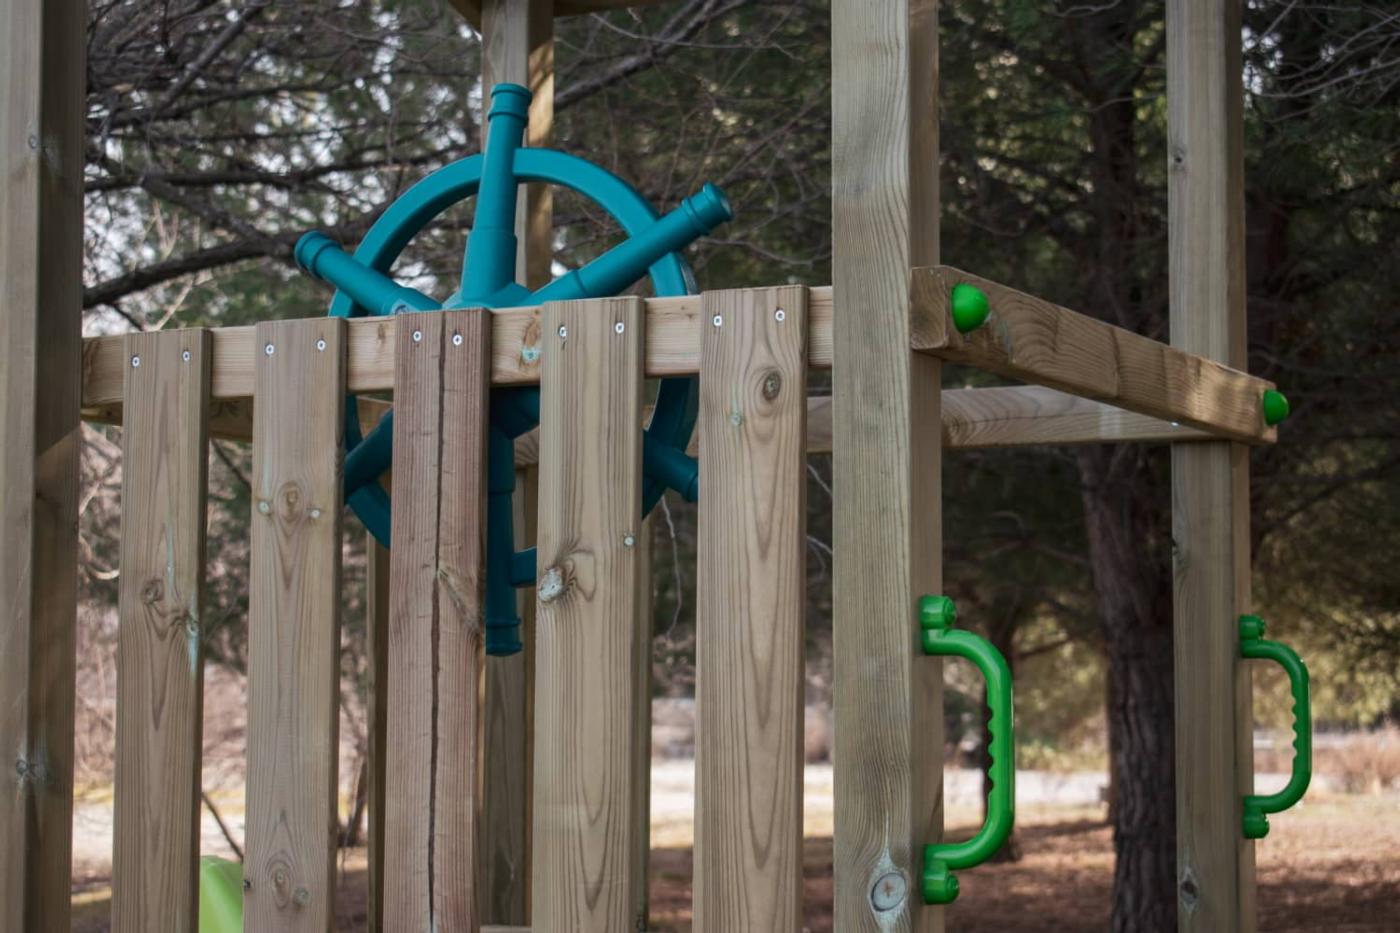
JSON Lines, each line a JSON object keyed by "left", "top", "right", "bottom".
{"left": 111, "top": 287, "right": 810, "bottom": 932}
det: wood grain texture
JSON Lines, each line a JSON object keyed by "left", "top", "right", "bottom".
{"left": 80, "top": 289, "right": 836, "bottom": 404}
{"left": 0, "top": 0, "right": 85, "bottom": 927}
{"left": 531, "top": 298, "right": 645, "bottom": 932}
{"left": 831, "top": 1, "right": 944, "bottom": 930}
{"left": 112, "top": 330, "right": 211, "bottom": 933}
{"left": 693, "top": 287, "right": 808, "bottom": 932}
{"left": 384, "top": 310, "right": 492, "bottom": 932}
{"left": 1167, "top": 2, "right": 1255, "bottom": 930}
{"left": 481, "top": 4, "right": 552, "bottom": 921}
{"left": 366, "top": 536, "right": 390, "bottom": 932}
{"left": 912, "top": 265, "right": 1276, "bottom": 444}
{"left": 246, "top": 318, "right": 346, "bottom": 931}
{"left": 630, "top": 513, "right": 653, "bottom": 933}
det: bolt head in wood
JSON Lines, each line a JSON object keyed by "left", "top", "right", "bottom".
{"left": 871, "top": 871, "right": 908, "bottom": 911}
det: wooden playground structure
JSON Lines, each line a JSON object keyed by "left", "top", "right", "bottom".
{"left": 1, "top": 0, "right": 1311, "bottom": 931}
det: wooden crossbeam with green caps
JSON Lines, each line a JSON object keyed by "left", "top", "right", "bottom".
{"left": 1, "top": 0, "right": 1315, "bottom": 931}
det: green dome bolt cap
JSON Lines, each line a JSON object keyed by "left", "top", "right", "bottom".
{"left": 950, "top": 283, "right": 990, "bottom": 334}
{"left": 1263, "top": 389, "right": 1290, "bottom": 427}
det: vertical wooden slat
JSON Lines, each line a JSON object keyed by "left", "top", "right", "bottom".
{"left": 831, "top": 0, "right": 944, "bottom": 930}
{"left": 630, "top": 512, "right": 654, "bottom": 933}
{"left": 112, "top": 329, "right": 212, "bottom": 932}
{"left": 0, "top": 0, "right": 85, "bottom": 927}
{"left": 531, "top": 298, "right": 645, "bottom": 932}
{"left": 1168, "top": 2, "right": 1255, "bottom": 930}
{"left": 694, "top": 287, "right": 809, "bottom": 932}
{"left": 385, "top": 310, "right": 492, "bottom": 932}
{"left": 365, "top": 536, "right": 390, "bottom": 932}
{"left": 246, "top": 318, "right": 346, "bottom": 931}
{"left": 481, "top": 3, "right": 553, "bottom": 922}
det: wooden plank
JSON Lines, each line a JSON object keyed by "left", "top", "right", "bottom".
{"left": 531, "top": 298, "right": 645, "bottom": 931}
{"left": 694, "top": 287, "right": 808, "bottom": 931}
{"left": 481, "top": 3, "right": 552, "bottom": 922}
{"left": 112, "top": 330, "right": 211, "bottom": 932}
{"left": 912, "top": 265, "right": 1276, "bottom": 444}
{"left": 80, "top": 289, "right": 836, "bottom": 402}
{"left": 365, "top": 536, "right": 390, "bottom": 932}
{"left": 630, "top": 512, "right": 653, "bottom": 933}
{"left": 0, "top": 0, "right": 85, "bottom": 927}
{"left": 384, "top": 310, "right": 492, "bottom": 931}
{"left": 1167, "top": 2, "right": 1255, "bottom": 930}
{"left": 245, "top": 318, "right": 346, "bottom": 931}
{"left": 831, "top": 0, "right": 944, "bottom": 929}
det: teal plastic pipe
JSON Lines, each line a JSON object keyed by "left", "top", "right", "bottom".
{"left": 1240, "top": 615, "right": 1312, "bottom": 839}
{"left": 456, "top": 83, "right": 530, "bottom": 302}
{"left": 919, "top": 595, "right": 1016, "bottom": 905}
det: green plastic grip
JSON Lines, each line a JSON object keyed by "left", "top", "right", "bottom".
{"left": 198, "top": 856, "right": 244, "bottom": 933}
{"left": 1239, "top": 614, "right": 1312, "bottom": 840}
{"left": 918, "top": 595, "right": 1016, "bottom": 904}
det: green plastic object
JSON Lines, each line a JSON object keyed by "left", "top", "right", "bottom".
{"left": 198, "top": 856, "right": 244, "bottom": 933}
{"left": 950, "top": 283, "right": 991, "bottom": 334}
{"left": 919, "top": 595, "right": 1015, "bottom": 904}
{"left": 1262, "top": 389, "right": 1290, "bottom": 427}
{"left": 1239, "top": 615, "right": 1312, "bottom": 839}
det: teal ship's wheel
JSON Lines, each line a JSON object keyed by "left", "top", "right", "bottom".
{"left": 294, "top": 83, "right": 731, "bottom": 655}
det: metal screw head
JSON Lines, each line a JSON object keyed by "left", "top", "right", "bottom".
{"left": 557, "top": 324, "right": 568, "bottom": 339}
{"left": 614, "top": 321, "right": 626, "bottom": 334}
{"left": 412, "top": 329, "right": 423, "bottom": 343}
{"left": 257, "top": 500, "right": 271, "bottom": 515}
{"left": 775, "top": 308, "right": 786, "bottom": 322}
{"left": 130, "top": 355, "right": 141, "bottom": 368}
{"left": 315, "top": 338, "right": 327, "bottom": 352}
{"left": 264, "top": 343, "right": 275, "bottom": 356}
{"left": 712, "top": 314, "right": 723, "bottom": 327}
{"left": 293, "top": 886, "right": 311, "bottom": 907}
{"left": 622, "top": 534, "right": 636, "bottom": 548}
{"left": 870, "top": 871, "right": 908, "bottom": 911}
{"left": 452, "top": 333, "right": 463, "bottom": 346}
{"left": 309, "top": 508, "right": 322, "bottom": 519}
{"left": 181, "top": 349, "right": 191, "bottom": 362}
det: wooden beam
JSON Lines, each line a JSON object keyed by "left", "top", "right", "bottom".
{"left": 531, "top": 298, "right": 646, "bottom": 930}
{"left": 1167, "top": 2, "right": 1255, "bottom": 930}
{"left": 912, "top": 265, "right": 1277, "bottom": 444}
{"left": 385, "top": 310, "right": 491, "bottom": 931}
{"left": 112, "top": 330, "right": 211, "bottom": 933}
{"left": 694, "top": 287, "right": 808, "bottom": 931}
{"left": 365, "top": 537, "right": 390, "bottom": 933}
{"left": 80, "top": 278, "right": 1270, "bottom": 444}
{"left": 0, "top": 0, "right": 85, "bottom": 927}
{"left": 245, "top": 318, "right": 346, "bottom": 931}
{"left": 480, "top": 3, "right": 553, "bottom": 923}
{"left": 831, "top": 0, "right": 944, "bottom": 929}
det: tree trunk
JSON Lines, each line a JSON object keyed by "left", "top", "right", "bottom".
{"left": 1079, "top": 445, "right": 1176, "bottom": 933}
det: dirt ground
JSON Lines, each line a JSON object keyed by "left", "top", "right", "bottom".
{"left": 72, "top": 794, "right": 1399, "bottom": 932}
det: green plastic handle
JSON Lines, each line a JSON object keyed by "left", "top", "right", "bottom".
{"left": 918, "top": 595, "right": 1016, "bottom": 904}
{"left": 198, "top": 855, "right": 244, "bottom": 933}
{"left": 1239, "top": 615, "right": 1312, "bottom": 840}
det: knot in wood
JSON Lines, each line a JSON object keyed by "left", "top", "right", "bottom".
{"left": 275, "top": 481, "right": 306, "bottom": 522}
{"left": 761, "top": 369, "right": 783, "bottom": 401}
{"left": 141, "top": 578, "right": 164, "bottom": 605}
{"left": 538, "top": 565, "right": 567, "bottom": 603}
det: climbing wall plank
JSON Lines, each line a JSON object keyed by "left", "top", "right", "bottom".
{"left": 112, "top": 329, "right": 211, "bottom": 933}
{"left": 1167, "top": 2, "right": 1256, "bottom": 929}
{"left": 693, "top": 287, "right": 809, "bottom": 932}
{"left": 384, "top": 310, "right": 492, "bottom": 932}
{"left": 246, "top": 318, "right": 346, "bottom": 931}
{"left": 531, "top": 298, "right": 645, "bottom": 932}
{"left": 831, "top": 0, "right": 945, "bottom": 929}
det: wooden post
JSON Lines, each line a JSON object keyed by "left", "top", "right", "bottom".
{"left": 832, "top": 0, "right": 944, "bottom": 930}
{"left": 480, "top": 1, "right": 554, "bottom": 923}
{"left": 384, "top": 310, "right": 492, "bottom": 931}
{"left": 1168, "top": 2, "right": 1255, "bottom": 930}
{"left": 693, "top": 287, "right": 809, "bottom": 932}
{"left": 245, "top": 318, "right": 347, "bottom": 931}
{"left": 531, "top": 298, "right": 646, "bottom": 931}
{"left": 112, "top": 330, "right": 212, "bottom": 932}
{"left": 0, "top": 0, "right": 85, "bottom": 927}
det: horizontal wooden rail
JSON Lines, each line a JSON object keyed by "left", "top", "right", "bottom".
{"left": 81, "top": 272, "right": 1275, "bottom": 443}
{"left": 911, "top": 266, "right": 1277, "bottom": 444}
